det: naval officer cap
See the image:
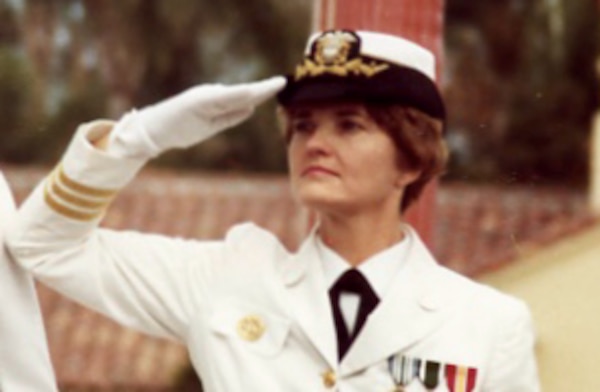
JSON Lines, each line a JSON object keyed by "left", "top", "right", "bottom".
{"left": 277, "top": 29, "right": 445, "bottom": 120}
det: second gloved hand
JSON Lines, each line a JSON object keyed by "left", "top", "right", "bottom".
{"left": 107, "top": 76, "right": 286, "bottom": 159}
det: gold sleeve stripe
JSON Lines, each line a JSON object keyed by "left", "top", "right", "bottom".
{"left": 44, "top": 185, "right": 104, "bottom": 222}
{"left": 49, "top": 179, "right": 109, "bottom": 210}
{"left": 57, "top": 165, "right": 117, "bottom": 198}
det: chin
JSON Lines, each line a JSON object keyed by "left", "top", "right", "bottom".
{"left": 295, "top": 190, "right": 351, "bottom": 214}
{"left": 291, "top": 179, "right": 352, "bottom": 210}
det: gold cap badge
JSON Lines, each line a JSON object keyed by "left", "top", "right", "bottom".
{"left": 314, "top": 31, "right": 356, "bottom": 65}
{"left": 237, "top": 315, "right": 265, "bottom": 341}
{"left": 295, "top": 30, "right": 389, "bottom": 80}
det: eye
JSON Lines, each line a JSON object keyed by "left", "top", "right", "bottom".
{"left": 338, "top": 118, "right": 364, "bottom": 133}
{"left": 290, "top": 119, "right": 315, "bottom": 134}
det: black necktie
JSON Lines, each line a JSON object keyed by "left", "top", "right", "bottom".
{"left": 329, "top": 269, "right": 380, "bottom": 360}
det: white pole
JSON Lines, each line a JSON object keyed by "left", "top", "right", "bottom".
{"left": 312, "top": 0, "right": 337, "bottom": 31}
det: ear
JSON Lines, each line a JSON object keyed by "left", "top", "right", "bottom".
{"left": 395, "top": 168, "right": 421, "bottom": 188}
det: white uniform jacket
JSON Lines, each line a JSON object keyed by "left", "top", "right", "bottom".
{"left": 0, "top": 172, "right": 57, "bottom": 392}
{"left": 6, "top": 122, "right": 539, "bottom": 392}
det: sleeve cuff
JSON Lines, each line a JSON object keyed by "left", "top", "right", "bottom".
{"left": 42, "top": 120, "right": 147, "bottom": 222}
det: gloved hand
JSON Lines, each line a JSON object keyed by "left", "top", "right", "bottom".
{"left": 107, "top": 76, "right": 286, "bottom": 159}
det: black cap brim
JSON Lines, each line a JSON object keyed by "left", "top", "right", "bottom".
{"left": 277, "top": 66, "right": 445, "bottom": 121}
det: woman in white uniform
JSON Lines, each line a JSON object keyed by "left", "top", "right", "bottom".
{"left": 7, "top": 30, "right": 539, "bottom": 391}
{"left": 0, "top": 172, "right": 57, "bottom": 392}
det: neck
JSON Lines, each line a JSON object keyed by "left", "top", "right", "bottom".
{"left": 317, "top": 207, "right": 404, "bottom": 267}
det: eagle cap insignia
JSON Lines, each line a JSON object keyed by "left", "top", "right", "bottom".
{"left": 313, "top": 30, "right": 359, "bottom": 65}
{"left": 295, "top": 30, "right": 389, "bottom": 80}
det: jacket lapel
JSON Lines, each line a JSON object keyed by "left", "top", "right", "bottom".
{"left": 340, "top": 227, "right": 453, "bottom": 376}
{"left": 279, "top": 228, "right": 338, "bottom": 369}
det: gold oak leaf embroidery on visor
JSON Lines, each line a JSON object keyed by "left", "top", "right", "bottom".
{"left": 294, "top": 57, "right": 389, "bottom": 80}
{"left": 43, "top": 164, "right": 117, "bottom": 221}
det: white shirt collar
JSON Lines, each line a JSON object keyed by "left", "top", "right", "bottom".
{"left": 317, "top": 230, "right": 411, "bottom": 298}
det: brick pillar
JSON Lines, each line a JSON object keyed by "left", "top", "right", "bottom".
{"left": 312, "top": 0, "right": 445, "bottom": 246}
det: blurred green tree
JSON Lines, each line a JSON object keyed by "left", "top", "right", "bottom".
{"left": 445, "top": 0, "right": 599, "bottom": 185}
{"left": 499, "top": 0, "right": 598, "bottom": 185}
{"left": 0, "top": 47, "right": 37, "bottom": 163}
{"left": 0, "top": 0, "right": 310, "bottom": 171}
{"left": 0, "top": 0, "right": 18, "bottom": 43}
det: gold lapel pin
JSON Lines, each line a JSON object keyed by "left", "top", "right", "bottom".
{"left": 236, "top": 314, "right": 266, "bottom": 341}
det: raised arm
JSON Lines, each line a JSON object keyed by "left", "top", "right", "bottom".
{"left": 5, "top": 77, "right": 285, "bottom": 342}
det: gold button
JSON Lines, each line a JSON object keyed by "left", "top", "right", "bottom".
{"left": 322, "top": 370, "right": 336, "bottom": 388}
{"left": 236, "top": 315, "right": 265, "bottom": 341}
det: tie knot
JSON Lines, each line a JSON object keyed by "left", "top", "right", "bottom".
{"left": 331, "top": 269, "right": 372, "bottom": 296}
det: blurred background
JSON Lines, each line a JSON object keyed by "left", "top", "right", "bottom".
{"left": 1, "top": 0, "right": 597, "bottom": 185}
{"left": 1, "top": 0, "right": 600, "bottom": 391}
{"left": 445, "top": 0, "right": 598, "bottom": 186}
{"left": 0, "top": 0, "right": 310, "bottom": 172}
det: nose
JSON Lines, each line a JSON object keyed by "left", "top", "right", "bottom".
{"left": 304, "top": 126, "right": 332, "bottom": 156}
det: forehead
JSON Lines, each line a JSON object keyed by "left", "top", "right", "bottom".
{"left": 287, "top": 102, "right": 369, "bottom": 118}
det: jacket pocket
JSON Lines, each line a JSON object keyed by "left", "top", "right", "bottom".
{"left": 209, "top": 307, "right": 291, "bottom": 357}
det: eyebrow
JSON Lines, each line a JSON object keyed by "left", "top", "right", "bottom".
{"left": 290, "top": 109, "right": 313, "bottom": 119}
{"left": 334, "top": 107, "right": 362, "bottom": 117}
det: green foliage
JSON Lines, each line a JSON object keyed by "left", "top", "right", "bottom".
{"left": 497, "top": 0, "right": 598, "bottom": 185}
{"left": 501, "top": 79, "right": 590, "bottom": 184}
{"left": 0, "top": 48, "right": 37, "bottom": 163}
{"left": 446, "top": 0, "right": 599, "bottom": 186}
{"left": 42, "top": 79, "right": 108, "bottom": 163}
{"left": 4, "top": 0, "right": 597, "bottom": 183}
{"left": 0, "top": 1, "right": 19, "bottom": 44}
{"left": 0, "top": 0, "right": 310, "bottom": 172}
{"left": 0, "top": 47, "right": 108, "bottom": 163}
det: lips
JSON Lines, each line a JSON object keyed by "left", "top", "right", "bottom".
{"left": 301, "top": 165, "right": 339, "bottom": 177}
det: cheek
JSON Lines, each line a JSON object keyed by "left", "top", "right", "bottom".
{"left": 287, "top": 141, "right": 306, "bottom": 186}
{"left": 286, "top": 141, "right": 300, "bottom": 170}
{"left": 355, "top": 146, "right": 402, "bottom": 188}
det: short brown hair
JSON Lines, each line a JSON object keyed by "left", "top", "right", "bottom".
{"left": 278, "top": 104, "right": 448, "bottom": 213}
{"left": 365, "top": 105, "right": 447, "bottom": 212}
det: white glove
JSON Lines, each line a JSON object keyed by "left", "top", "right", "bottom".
{"left": 107, "top": 76, "right": 286, "bottom": 159}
